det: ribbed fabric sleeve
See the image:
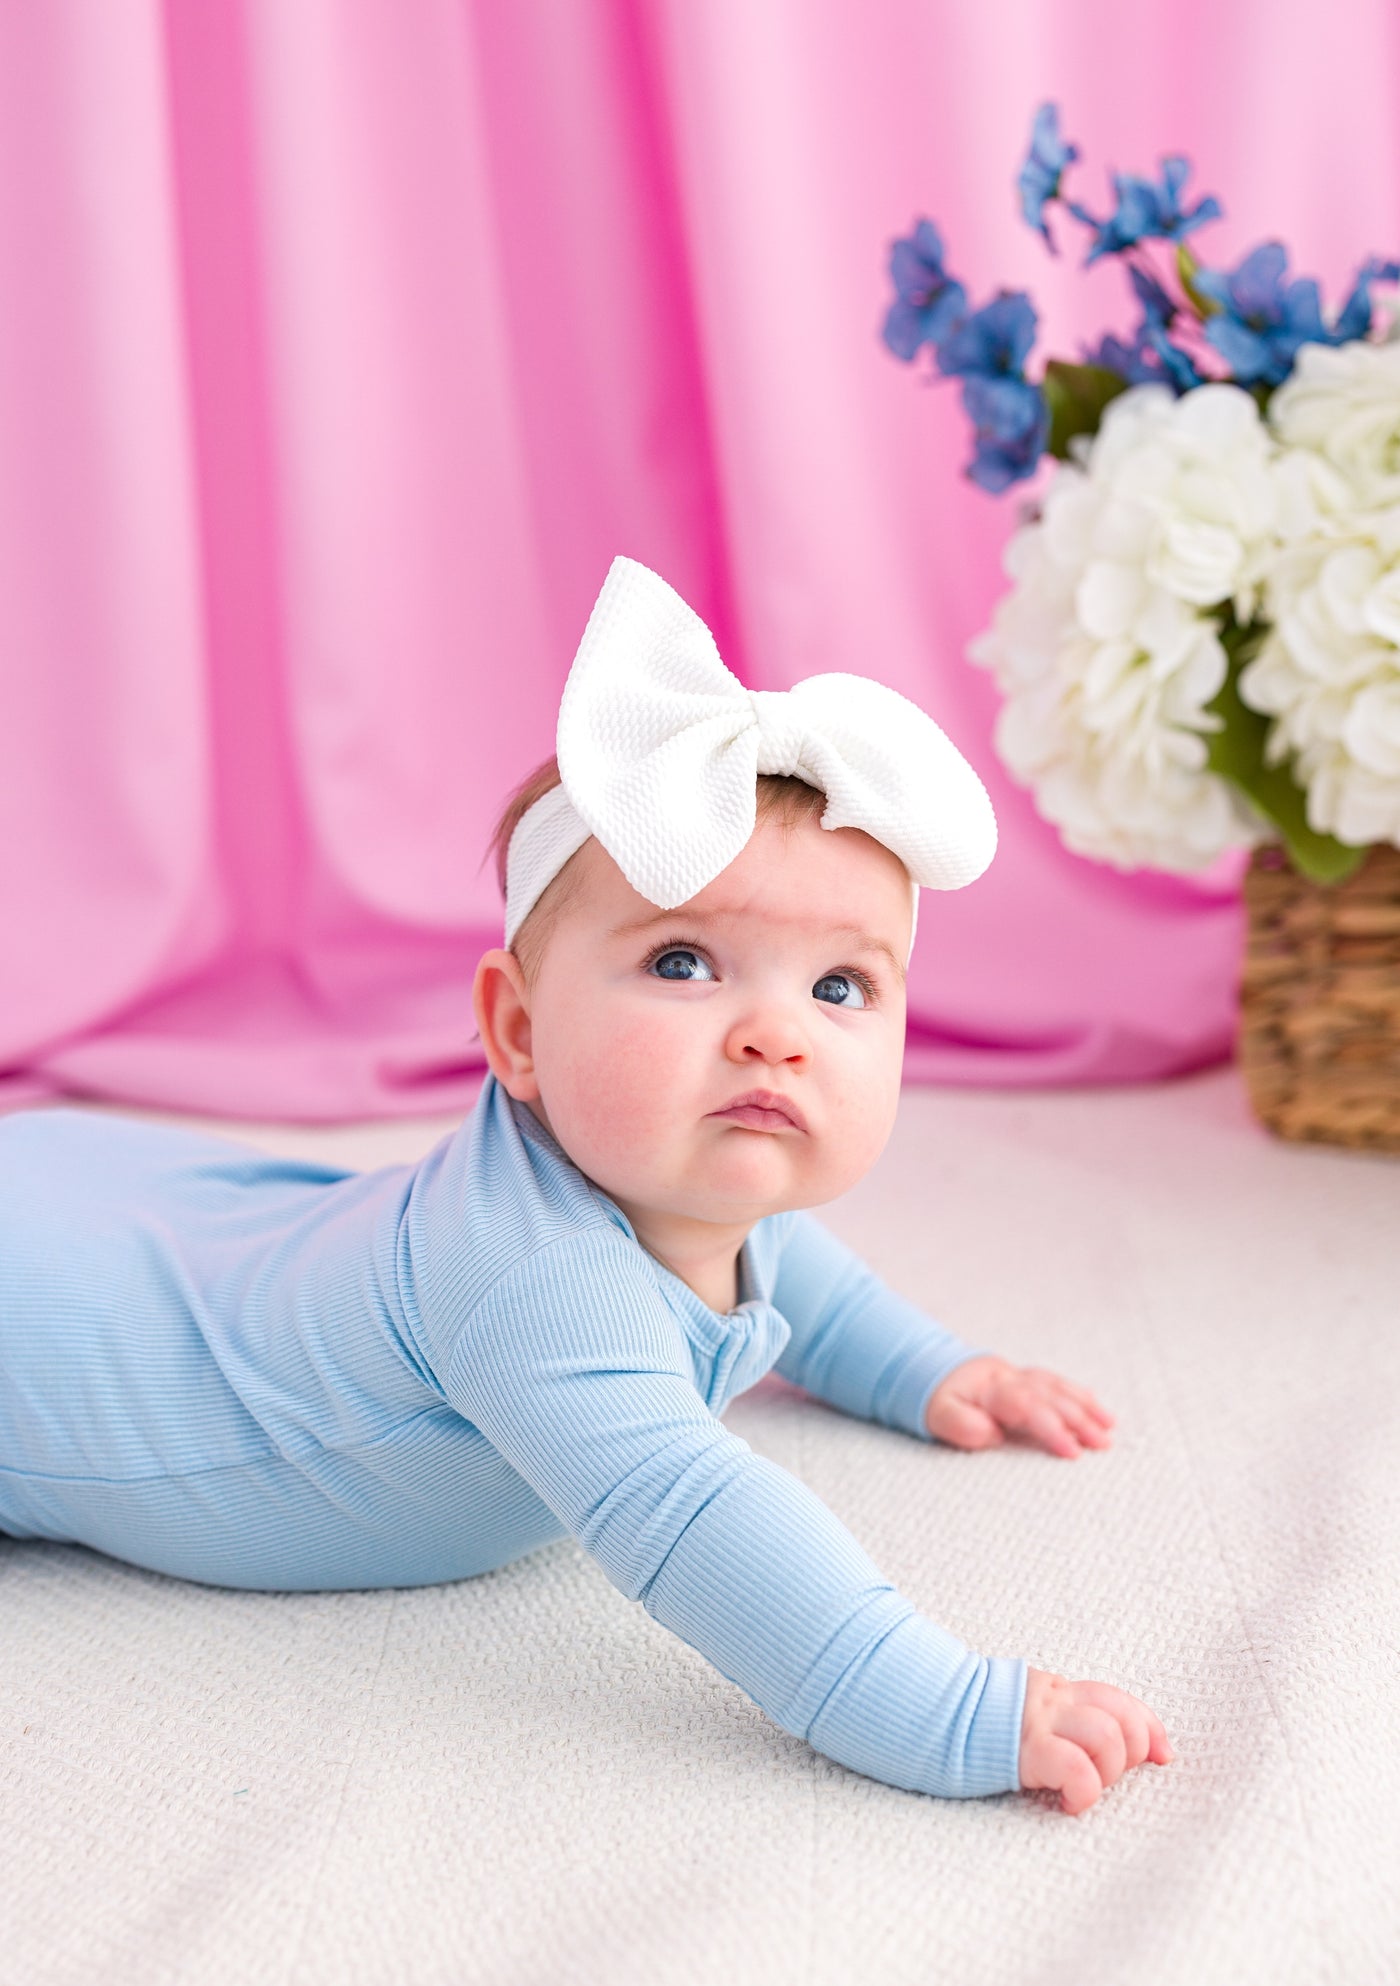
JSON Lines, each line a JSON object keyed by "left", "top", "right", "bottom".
{"left": 763, "top": 1211, "right": 995, "bottom": 1441}
{"left": 444, "top": 1224, "right": 1025, "bottom": 1801}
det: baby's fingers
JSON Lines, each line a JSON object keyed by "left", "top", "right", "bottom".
{"left": 1008, "top": 1397, "right": 1084, "bottom": 1459}
{"left": 1031, "top": 1735, "right": 1104, "bottom": 1816}
{"left": 1057, "top": 1380, "right": 1116, "bottom": 1427}
{"left": 931, "top": 1395, "right": 1005, "bottom": 1449}
{"left": 1077, "top": 1681, "right": 1175, "bottom": 1767}
{"left": 1058, "top": 1704, "right": 1128, "bottom": 1795}
{"left": 1147, "top": 1725, "right": 1175, "bottom": 1765}
{"left": 1047, "top": 1398, "right": 1113, "bottom": 1453}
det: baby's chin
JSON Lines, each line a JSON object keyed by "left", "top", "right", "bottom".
{"left": 634, "top": 1141, "right": 844, "bottom": 1225}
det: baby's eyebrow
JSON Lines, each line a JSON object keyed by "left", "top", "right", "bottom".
{"left": 609, "top": 912, "right": 906, "bottom": 984}
{"left": 829, "top": 927, "right": 907, "bottom": 985}
{"left": 608, "top": 910, "right": 692, "bottom": 939}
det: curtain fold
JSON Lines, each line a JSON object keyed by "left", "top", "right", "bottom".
{"left": 3, "top": 0, "right": 1397, "bottom": 1118}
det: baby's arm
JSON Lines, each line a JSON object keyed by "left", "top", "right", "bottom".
{"left": 446, "top": 1224, "right": 1026, "bottom": 1802}
{"left": 765, "top": 1215, "right": 1170, "bottom": 1808}
{"left": 766, "top": 1212, "right": 1113, "bottom": 1458}
{"left": 764, "top": 1209, "right": 994, "bottom": 1439}
{"left": 447, "top": 1225, "right": 1169, "bottom": 1813}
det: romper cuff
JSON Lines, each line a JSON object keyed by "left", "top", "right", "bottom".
{"left": 957, "top": 1652, "right": 1028, "bottom": 1797}
{"left": 896, "top": 1342, "right": 997, "bottom": 1442}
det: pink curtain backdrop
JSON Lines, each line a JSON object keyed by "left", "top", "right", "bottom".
{"left": 2, "top": 1, "right": 1398, "bottom": 1120}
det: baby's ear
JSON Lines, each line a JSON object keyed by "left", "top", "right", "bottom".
{"left": 472, "top": 949, "right": 539, "bottom": 1100}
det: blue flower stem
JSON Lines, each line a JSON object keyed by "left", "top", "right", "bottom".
{"left": 1151, "top": 244, "right": 1209, "bottom": 326}
{"left": 1128, "top": 246, "right": 1212, "bottom": 353}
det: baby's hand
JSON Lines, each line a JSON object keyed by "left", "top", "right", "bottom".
{"left": 1020, "top": 1667, "right": 1174, "bottom": 1815}
{"left": 925, "top": 1355, "right": 1114, "bottom": 1459}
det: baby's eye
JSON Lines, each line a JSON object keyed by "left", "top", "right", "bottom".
{"left": 812, "top": 972, "right": 867, "bottom": 1009}
{"left": 648, "top": 948, "right": 716, "bottom": 983}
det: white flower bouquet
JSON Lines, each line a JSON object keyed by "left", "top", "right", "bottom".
{"left": 883, "top": 105, "right": 1400, "bottom": 887}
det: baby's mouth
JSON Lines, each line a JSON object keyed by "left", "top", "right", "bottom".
{"left": 708, "top": 1089, "right": 808, "bottom": 1133}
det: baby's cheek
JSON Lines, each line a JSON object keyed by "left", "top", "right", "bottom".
{"left": 552, "top": 1016, "right": 686, "bottom": 1168}
{"left": 820, "top": 1047, "right": 903, "bottom": 1185}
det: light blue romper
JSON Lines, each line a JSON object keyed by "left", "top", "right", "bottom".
{"left": 0, "top": 1073, "right": 1027, "bottom": 1799}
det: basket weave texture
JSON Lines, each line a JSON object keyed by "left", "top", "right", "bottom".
{"left": 1238, "top": 840, "right": 1400, "bottom": 1156}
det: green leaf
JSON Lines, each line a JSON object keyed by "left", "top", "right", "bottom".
{"left": 1203, "top": 619, "right": 1370, "bottom": 885}
{"left": 1175, "top": 243, "right": 1219, "bottom": 319}
{"left": 1041, "top": 360, "right": 1130, "bottom": 461}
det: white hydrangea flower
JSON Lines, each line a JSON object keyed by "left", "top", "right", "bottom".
{"left": 969, "top": 382, "right": 1279, "bottom": 872}
{"left": 1239, "top": 341, "right": 1400, "bottom": 850}
{"left": 1265, "top": 338, "right": 1400, "bottom": 521}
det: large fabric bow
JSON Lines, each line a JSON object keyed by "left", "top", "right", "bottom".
{"left": 503, "top": 556, "right": 997, "bottom": 946}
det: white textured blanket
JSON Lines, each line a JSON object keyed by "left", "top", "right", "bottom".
{"left": 2, "top": 1067, "right": 1397, "bottom": 1986}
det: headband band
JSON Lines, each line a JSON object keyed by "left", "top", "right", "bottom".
{"left": 503, "top": 556, "right": 997, "bottom": 952}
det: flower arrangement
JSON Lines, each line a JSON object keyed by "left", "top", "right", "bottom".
{"left": 882, "top": 106, "right": 1400, "bottom": 889}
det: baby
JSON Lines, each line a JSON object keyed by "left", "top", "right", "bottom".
{"left": 0, "top": 557, "right": 1171, "bottom": 1817}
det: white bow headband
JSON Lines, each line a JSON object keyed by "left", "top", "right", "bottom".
{"left": 503, "top": 556, "right": 997, "bottom": 952}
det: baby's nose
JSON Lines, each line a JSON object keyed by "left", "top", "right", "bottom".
{"left": 724, "top": 1004, "right": 810, "bottom": 1066}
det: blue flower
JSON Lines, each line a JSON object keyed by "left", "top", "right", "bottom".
{"left": 1331, "top": 254, "right": 1400, "bottom": 343}
{"left": 1128, "top": 263, "right": 1175, "bottom": 330}
{"left": 1074, "top": 155, "right": 1223, "bottom": 265}
{"left": 1194, "top": 243, "right": 1330, "bottom": 385}
{"left": 1083, "top": 331, "right": 1159, "bottom": 386}
{"left": 1082, "top": 268, "right": 1206, "bottom": 393}
{"left": 1120, "top": 265, "right": 1206, "bottom": 390}
{"left": 933, "top": 293, "right": 1046, "bottom": 484}
{"left": 936, "top": 291, "right": 1038, "bottom": 379}
{"left": 1018, "top": 102, "right": 1079, "bottom": 253}
{"left": 1142, "top": 326, "right": 1206, "bottom": 392}
{"left": 1196, "top": 245, "right": 1400, "bottom": 383}
{"left": 882, "top": 220, "right": 969, "bottom": 360}
{"left": 1082, "top": 323, "right": 1204, "bottom": 395}
{"left": 959, "top": 375, "right": 1049, "bottom": 492}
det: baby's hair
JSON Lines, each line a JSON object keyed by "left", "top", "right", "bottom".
{"left": 489, "top": 757, "right": 827, "bottom": 982}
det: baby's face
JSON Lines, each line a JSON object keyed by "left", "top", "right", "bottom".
{"left": 519, "top": 810, "right": 912, "bottom": 1229}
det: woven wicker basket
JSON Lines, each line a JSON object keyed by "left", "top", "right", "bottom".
{"left": 1238, "top": 839, "right": 1400, "bottom": 1155}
